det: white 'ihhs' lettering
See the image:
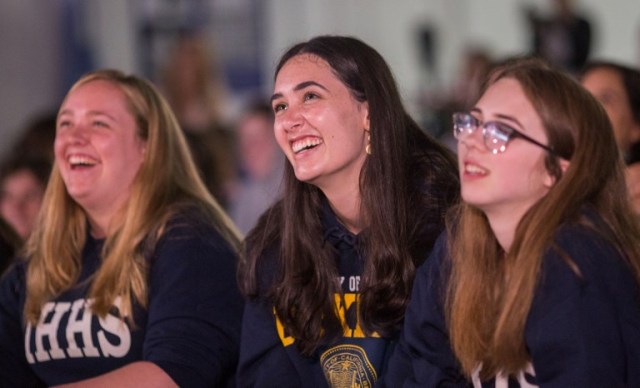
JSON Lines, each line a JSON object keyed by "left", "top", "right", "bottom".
{"left": 97, "top": 298, "right": 130, "bottom": 357}
{"left": 30, "top": 302, "right": 70, "bottom": 362}
{"left": 25, "top": 297, "right": 131, "bottom": 363}
{"left": 66, "top": 299, "right": 100, "bottom": 358}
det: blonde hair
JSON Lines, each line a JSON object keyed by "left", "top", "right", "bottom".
{"left": 446, "top": 59, "right": 640, "bottom": 379}
{"left": 24, "top": 70, "right": 241, "bottom": 324}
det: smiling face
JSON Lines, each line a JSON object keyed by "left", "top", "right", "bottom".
{"left": 458, "top": 78, "right": 555, "bottom": 224}
{"left": 271, "top": 54, "right": 369, "bottom": 194}
{"left": 581, "top": 67, "right": 640, "bottom": 154}
{"left": 55, "top": 80, "right": 146, "bottom": 232}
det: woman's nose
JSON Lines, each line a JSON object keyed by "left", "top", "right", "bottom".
{"left": 62, "top": 123, "right": 90, "bottom": 144}
{"left": 458, "top": 126, "right": 485, "bottom": 152}
{"left": 280, "top": 104, "right": 304, "bottom": 133}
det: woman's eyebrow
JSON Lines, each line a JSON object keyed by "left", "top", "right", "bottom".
{"left": 271, "top": 80, "right": 329, "bottom": 103}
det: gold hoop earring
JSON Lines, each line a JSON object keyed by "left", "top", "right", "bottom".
{"left": 365, "top": 133, "right": 371, "bottom": 155}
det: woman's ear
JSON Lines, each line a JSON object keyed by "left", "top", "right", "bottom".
{"left": 544, "top": 158, "right": 570, "bottom": 188}
{"left": 559, "top": 158, "right": 570, "bottom": 174}
{"left": 361, "top": 102, "right": 370, "bottom": 131}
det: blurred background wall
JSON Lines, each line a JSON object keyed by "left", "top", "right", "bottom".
{"left": 1, "top": 0, "right": 638, "bottom": 159}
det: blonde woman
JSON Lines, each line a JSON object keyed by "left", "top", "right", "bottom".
{"left": 384, "top": 59, "right": 640, "bottom": 386}
{"left": 0, "top": 70, "right": 243, "bottom": 387}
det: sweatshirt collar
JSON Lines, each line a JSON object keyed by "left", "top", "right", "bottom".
{"left": 321, "top": 198, "right": 358, "bottom": 249}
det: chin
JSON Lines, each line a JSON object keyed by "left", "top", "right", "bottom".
{"left": 461, "top": 194, "right": 489, "bottom": 210}
{"left": 460, "top": 191, "right": 477, "bottom": 204}
{"left": 295, "top": 176, "right": 319, "bottom": 187}
{"left": 293, "top": 169, "right": 319, "bottom": 184}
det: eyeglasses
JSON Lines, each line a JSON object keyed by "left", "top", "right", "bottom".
{"left": 452, "top": 112, "right": 559, "bottom": 156}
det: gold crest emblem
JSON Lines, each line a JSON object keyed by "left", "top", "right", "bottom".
{"left": 320, "top": 344, "right": 376, "bottom": 388}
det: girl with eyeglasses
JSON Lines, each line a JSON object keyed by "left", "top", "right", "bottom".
{"left": 382, "top": 58, "right": 640, "bottom": 387}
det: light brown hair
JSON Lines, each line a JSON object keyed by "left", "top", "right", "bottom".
{"left": 23, "top": 70, "right": 241, "bottom": 324}
{"left": 447, "top": 58, "right": 640, "bottom": 379}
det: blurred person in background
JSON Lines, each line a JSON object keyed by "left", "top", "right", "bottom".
{"left": 525, "top": 0, "right": 592, "bottom": 75}
{"left": 449, "top": 48, "right": 493, "bottom": 112}
{"left": 580, "top": 61, "right": 640, "bottom": 214}
{"left": 228, "top": 101, "right": 283, "bottom": 235}
{"left": 0, "top": 158, "right": 51, "bottom": 240}
{"left": 159, "top": 32, "right": 235, "bottom": 208}
{"left": 10, "top": 113, "right": 57, "bottom": 164}
{"left": 0, "top": 112, "right": 56, "bottom": 241}
{"left": 434, "top": 47, "right": 493, "bottom": 152}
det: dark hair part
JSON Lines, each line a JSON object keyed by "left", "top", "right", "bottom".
{"left": 239, "top": 35, "right": 458, "bottom": 354}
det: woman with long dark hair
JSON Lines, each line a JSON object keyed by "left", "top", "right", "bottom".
{"left": 237, "top": 35, "right": 459, "bottom": 386}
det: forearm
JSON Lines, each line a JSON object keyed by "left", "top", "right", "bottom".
{"left": 52, "top": 361, "right": 177, "bottom": 388}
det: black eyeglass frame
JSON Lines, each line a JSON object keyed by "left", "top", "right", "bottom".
{"left": 452, "top": 112, "right": 561, "bottom": 157}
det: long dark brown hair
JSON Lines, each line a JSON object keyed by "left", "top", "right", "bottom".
{"left": 238, "top": 35, "right": 459, "bottom": 355}
{"left": 447, "top": 58, "right": 640, "bottom": 379}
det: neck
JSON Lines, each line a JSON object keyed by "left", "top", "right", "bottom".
{"left": 484, "top": 207, "right": 528, "bottom": 252}
{"left": 314, "top": 158, "right": 367, "bottom": 234}
{"left": 87, "top": 213, "right": 109, "bottom": 238}
{"left": 84, "top": 205, "right": 123, "bottom": 239}
{"left": 323, "top": 186, "right": 364, "bottom": 234}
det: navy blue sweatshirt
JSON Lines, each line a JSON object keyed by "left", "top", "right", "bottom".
{"left": 381, "top": 221, "right": 640, "bottom": 387}
{"left": 237, "top": 203, "right": 405, "bottom": 387}
{"left": 0, "top": 212, "right": 244, "bottom": 387}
